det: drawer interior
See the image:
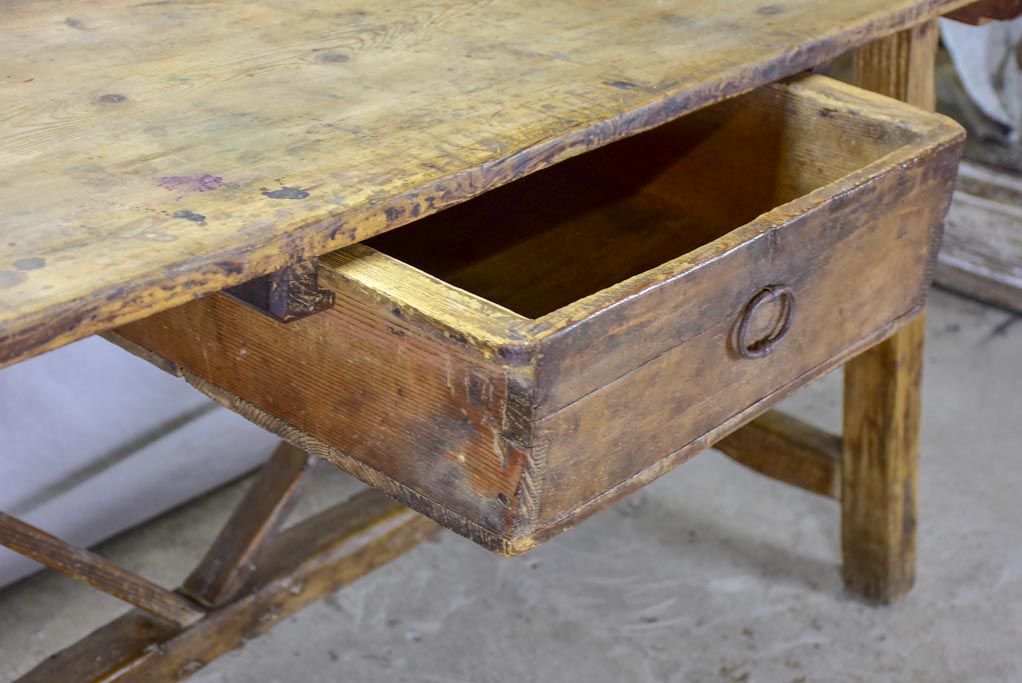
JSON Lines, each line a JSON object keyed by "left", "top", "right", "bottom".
{"left": 365, "top": 83, "right": 921, "bottom": 319}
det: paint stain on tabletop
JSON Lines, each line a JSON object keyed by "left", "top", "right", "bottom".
{"left": 157, "top": 174, "right": 224, "bottom": 193}
{"left": 317, "top": 53, "right": 350, "bottom": 64}
{"left": 603, "top": 80, "right": 645, "bottom": 91}
{"left": 262, "top": 187, "right": 310, "bottom": 200}
{"left": 0, "top": 271, "right": 27, "bottom": 288}
{"left": 66, "top": 18, "right": 87, "bottom": 30}
{"left": 603, "top": 79, "right": 661, "bottom": 95}
{"left": 172, "top": 210, "right": 207, "bottom": 224}
{"left": 98, "top": 93, "right": 127, "bottom": 104}
{"left": 662, "top": 13, "right": 693, "bottom": 26}
{"left": 14, "top": 257, "right": 45, "bottom": 270}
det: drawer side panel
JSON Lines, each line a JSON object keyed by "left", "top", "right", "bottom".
{"left": 114, "top": 291, "right": 528, "bottom": 538}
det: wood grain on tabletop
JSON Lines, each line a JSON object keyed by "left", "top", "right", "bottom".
{"left": 114, "top": 76, "right": 964, "bottom": 554}
{"left": 0, "top": 0, "right": 975, "bottom": 367}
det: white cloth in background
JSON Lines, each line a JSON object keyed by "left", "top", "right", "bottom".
{"left": 942, "top": 17, "right": 1022, "bottom": 139}
{"left": 0, "top": 336, "right": 279, "bottom": 588}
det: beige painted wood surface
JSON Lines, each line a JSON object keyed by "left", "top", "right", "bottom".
{"left": 0, "top": 0, "right": 975, "bottom": 368}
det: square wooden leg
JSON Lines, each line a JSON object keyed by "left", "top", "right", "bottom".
{"left": 843, "top": 18, "right": 938, "bottom": 605}
{"left": 841, "top": 314, "right": 925, "bottom": 603}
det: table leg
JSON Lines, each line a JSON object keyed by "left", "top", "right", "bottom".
{"left": 852, "top": 19, "right": 938, "bottom": 110}
{"left": 4, "top": 443, "right": 439, "bottom": 682}
{"left": 842, "top": 314, "right": 925, "bottom": 603}
{"left": 842, "top": 20, "right": 937, "bottom": 604}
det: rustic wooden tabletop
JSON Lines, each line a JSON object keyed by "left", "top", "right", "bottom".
{"left": 0, "top": 0, "right": 974, "bottom": 368}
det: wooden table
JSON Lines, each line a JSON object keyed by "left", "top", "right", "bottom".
{"left": 0, "top": 1, "right": 995, "bottom": 680}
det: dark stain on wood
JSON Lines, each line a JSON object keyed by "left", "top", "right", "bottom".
{"left": 159, "top": 175, "right": 225, "bottom": 193}
{"left": 14, "top": 257, "right": 46, "bottom": 271}
{"left": 172, "top": 210, "right": 208, "bottom": 224}
{"left": 317, "top": 53, "right": 350, "bottom": 64}
{"left": 261, "top": 187, "right": 310, "bottom": 200}
{"left": 603, "top": 80, "right": 647, "bottom": 91}
{"left": 662, "top": 13, "right": 693, "bottom": 26}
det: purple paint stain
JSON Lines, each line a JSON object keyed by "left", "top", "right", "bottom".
{"left": 157, "top": 176, "right": 190, "bottom": 191}
{"left": 194, "top": 174, "right": 224, "bottom": 191}
{"left": 157, "top": 174, "right": 224, "bottom": 193}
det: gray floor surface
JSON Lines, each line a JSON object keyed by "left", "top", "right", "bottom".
{"left": 0, "top": 288, "right": 1019, "bottom": 683}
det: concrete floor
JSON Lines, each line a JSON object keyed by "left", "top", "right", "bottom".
{"left": 0, "top": 287, "right": 1019, "bottom": 683}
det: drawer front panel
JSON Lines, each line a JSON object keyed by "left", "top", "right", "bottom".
{"left": 523, "top": 77, "right": 962, "bottom": 417}
{"left": 534, "top": 152, "right": 954, "bottom": 527}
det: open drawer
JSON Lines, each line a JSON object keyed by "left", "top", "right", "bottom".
{"left": 113, "top": 75, "right": 964, "bottom": 555}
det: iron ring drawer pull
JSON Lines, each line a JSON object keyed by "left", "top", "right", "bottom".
{"left": 735, "top": 285, "right": 795, "bottom": 359}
